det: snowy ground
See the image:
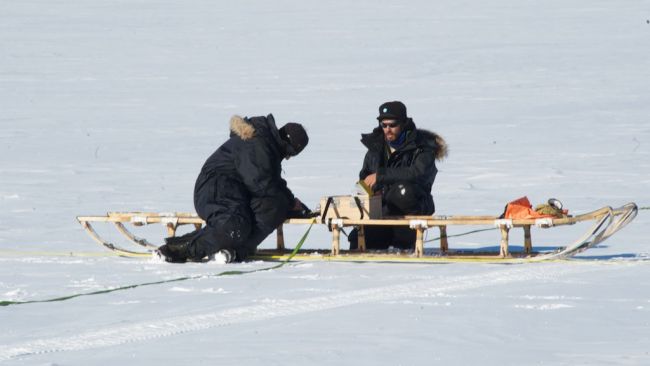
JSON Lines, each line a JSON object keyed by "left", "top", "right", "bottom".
{"left": 1, "top": 0, "right": 649, "bottom": 365}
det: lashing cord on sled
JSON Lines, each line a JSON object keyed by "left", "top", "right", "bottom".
{"left": 0, "top": 223, "right": 315, "bottom": 308}
{"left": 424, "top": 227, "right": 496, "bottom": 243}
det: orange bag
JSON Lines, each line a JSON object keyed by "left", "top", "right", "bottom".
{"left": 502, "top": 196, "right": 554, "bottom": 219}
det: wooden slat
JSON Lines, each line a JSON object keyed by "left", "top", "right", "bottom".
{"left": 79, "top": 206, "right": 613, "bottom": 228}
{"left": 77, "top": 215, "right": 204, "bottom": 225}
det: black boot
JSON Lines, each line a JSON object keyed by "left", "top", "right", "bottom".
{"left": 156, "top": 242, "right": 190, "bottom": 263}
{"left": 156, "top": 231, "right": 200, "bottom": 263}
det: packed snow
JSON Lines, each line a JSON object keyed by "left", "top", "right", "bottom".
{"left": 1, "top": 0, "right": 649, "bottom": 364}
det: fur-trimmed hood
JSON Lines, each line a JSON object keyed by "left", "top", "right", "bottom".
{"left": 229, "top": 115, "right": 256, "bottom": 140}
{"left": 416, "top": 129, "right": 448, "bottom": 161}
{"left": 228, "top": 113, "right": 291, "bottom": 158}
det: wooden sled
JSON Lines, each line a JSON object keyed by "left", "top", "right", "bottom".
{"left": 76, "top": 202, "right": 638, "bottom": 262}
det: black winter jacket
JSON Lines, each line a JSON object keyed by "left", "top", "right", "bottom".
{"left": 193, "top": 114, "right": 295, "bottom": 222}
{"left": 359, "top": 119, "right": 447, "bottom": 214}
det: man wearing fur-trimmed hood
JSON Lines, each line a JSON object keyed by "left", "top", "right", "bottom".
{"left": 349, "top": 101, "right": 448, "bottom": 250}
{"left": 156, "top": 114, "right": 310, "bottom": 263}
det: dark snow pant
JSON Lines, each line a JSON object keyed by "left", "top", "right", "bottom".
{"left": 348, "top": 182, "right": 434, "bottom": 250}
{"left": 189, "top": 176, "right": 291, "bottom": 261}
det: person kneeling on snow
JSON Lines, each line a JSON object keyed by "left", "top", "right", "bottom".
{"left": 349, "top": 101, "right": 447, "bottom": 250}
{"left": 156, "top": 114, "right": 310, "bottom": 263}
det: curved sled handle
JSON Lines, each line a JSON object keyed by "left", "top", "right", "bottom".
{"left": 78, "top": 219, "right": 152, "bottom": 257}
{"left": 598, "top": 203, "right": 638, "bottom": 241}
{"left": 113, "top": 222, "right": 158, "bottom": 249}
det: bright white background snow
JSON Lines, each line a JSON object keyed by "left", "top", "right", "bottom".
{"left": 1, "top": 0, "right": 649, "bottom": 364}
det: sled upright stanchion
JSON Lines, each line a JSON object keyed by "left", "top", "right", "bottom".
{"left": 332, "top": 228, "right": 340, "bottom": 255}
{"left": 330, "top": 219, "right": 343, "bottom": 256}
{"left": 331, "top": 227, "right": 340, "bottom": 256}
{"left": 415, "top": 229, "right": 424, "bottom": 257}
{"left": 499, "top": 226, "right": 509, "bottom": 257}
{"left": 358, "top": 225, "right": 366, "bottom": 252}
{"left": 523, "top": 225, "right": 532, "bottom": 254}
{"left": 161, "top": 217, "right": 180, "bottom": 238}
{"left": 409, "top": 220, "right": 428, "bottom": 257}
{"left": 276, "top": 224, "right": 285, "bottom": 250}
{"left": 439, "top": 226, "right": 448, "bottom": 253}
{"left": 166, "top": 224, "right": 176, "bottom": 237}
{"left": 495, "top": 219, "right": 513, "bottom": 257}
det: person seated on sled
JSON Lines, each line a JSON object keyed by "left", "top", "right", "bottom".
{"left": 349, "top": 101, "right": 447, "bottom": 250}
{"left": 156, "top": 114, "right": 311, "bottom": 263}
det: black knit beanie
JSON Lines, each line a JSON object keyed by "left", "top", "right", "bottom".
{"left": 279, "top": 123, "right": 308, "bottom": 157}
{"left": 377, "top": 101, "right": 407, "bottom": 123}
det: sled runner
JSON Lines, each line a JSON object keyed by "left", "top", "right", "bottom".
{"left": 76, "top": 202, "right": 638, "bottom": 262}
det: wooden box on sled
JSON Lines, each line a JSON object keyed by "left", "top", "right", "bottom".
{"left": 319, "top": 195, "right": 382, "bottom": 221}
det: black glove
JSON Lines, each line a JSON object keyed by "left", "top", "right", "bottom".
{"left": 287, "top": 200, "right": 319, "bottom": 219}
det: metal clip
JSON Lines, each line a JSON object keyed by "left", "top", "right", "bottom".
{"left": 494, "top": 219, "right": 513, "bottom": 229}
{"left": 409, "top": 219, "right": 428, "bottom": 229}
{"left": 161, "top": 217, "right": 179, "bottom": 226}
{"left": 535, "top": 218, "right": 554, "bottom": 228}
{"left": 131, "top": 216, "right": 148, "bottom": 225}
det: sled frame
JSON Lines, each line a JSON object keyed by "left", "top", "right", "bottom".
{"left": 76, "top": 203, "right": 637, "bottom": 260}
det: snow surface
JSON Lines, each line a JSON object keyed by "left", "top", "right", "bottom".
{"left": 1, "top": 0, "right": 649, "bottom": 364}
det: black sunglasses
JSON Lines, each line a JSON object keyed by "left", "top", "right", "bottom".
{"left": 380, "top": 121, "right": 400, "bottom": 129}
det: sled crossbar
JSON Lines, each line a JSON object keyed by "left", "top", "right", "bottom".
{"left": 76, "top": 203, "right": 637, "bottom": 260}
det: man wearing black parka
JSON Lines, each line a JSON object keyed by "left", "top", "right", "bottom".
{"left": 157, "top": 114, "right": 310, "bottom": 263}
{"left": 350, "top": 101, "right": 447, "bottom": 250}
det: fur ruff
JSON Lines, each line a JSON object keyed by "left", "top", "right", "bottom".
{"left": 230, "top": 115, "right": 255, "bottom": 140}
